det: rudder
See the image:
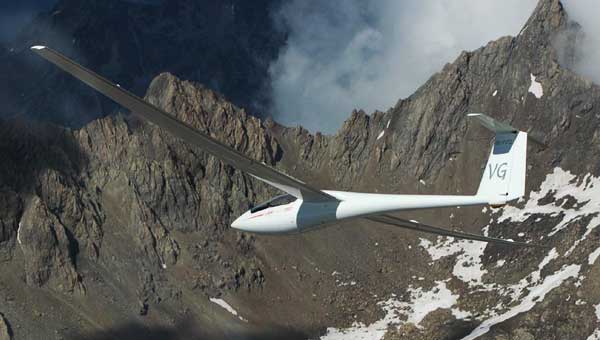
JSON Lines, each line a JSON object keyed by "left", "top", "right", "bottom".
{"left": 468, "top": 114, "right": 527, "bottom": 205}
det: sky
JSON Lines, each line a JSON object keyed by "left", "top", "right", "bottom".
{"left": 3, "top": 1, "right": 600, "bottom": 134}
{"left": 0, "top": 0, "right": 59, "bottom": 42}
{"left": 268, "top": 0, "right": 539, "bottom": 133}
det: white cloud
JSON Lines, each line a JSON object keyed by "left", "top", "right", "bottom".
{"left": 269, "top": 0, "right": 537, "bottom": 133}
{"left": 560, "top": 1, "right": 600, "bottom": 85}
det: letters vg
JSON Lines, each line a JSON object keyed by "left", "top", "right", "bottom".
{"left": 488, "top": 162, "right": 508, "bottom": 180}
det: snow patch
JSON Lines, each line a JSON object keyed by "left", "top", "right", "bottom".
{"left": 420, "top": 237, "right": 487, "bottom": 287}
{"left": 386, "top": 120, "right": 391, "bottom": 128}
{"left": 528, "top": 74, "right": 543, "bottom": 99}
{"left": 17, "top": 222, "right": 22, "bottom": 245}
{"left": 498, "top": 168, "right": 600, "bottom": 245}
{"left": 492, "top": 90, "right": 498, "bottom": 97}
{"left": 528, "top": 248, "right": 558, "bottom": 284}
{"left": 589, "top": 248, "right": 600, "bottom": 265}
{"left": 210, "top": 298, "right": 247, "bottom": 322}
{"left": 462, "top": 264, "right": 581, "bottom": 340}
{"left": 377, "top": 130, "right": 385, "bottom": 140}
{"left": 496, "top": 260, "right": 506, "bottom": 268}
{"left": 321, "top": 281, "right": 468, "bottom": 339}
{"left": 588, "top": 330, "right": 600, "bottom": 340}
{"left": 419, "top": 179, "right": 426, "bottom": 185}
{"left": 398, "top": 281, "right": 469, "bottom": 327}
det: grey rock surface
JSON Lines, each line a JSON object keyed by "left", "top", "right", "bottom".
{"left": 0, "top": 313, "right": 10, "bottom": 340}
{"left": 1, "top": 0, "right": 600, "bottom": 339}
{"left": 19, "top": 196, "right": 85, "bottom": 295}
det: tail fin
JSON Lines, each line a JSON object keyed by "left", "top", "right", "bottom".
{"left": 468, "top": 113, "right": 527, "bottom": 205}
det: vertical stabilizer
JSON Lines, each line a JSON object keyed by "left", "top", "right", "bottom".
{"left": 468, "top": 114, "right": 527, "bottom": 204}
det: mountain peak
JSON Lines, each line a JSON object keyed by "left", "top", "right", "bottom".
{"left": 526, "top": 0, "right": 566, "bottom": 33}
{"left": 515, "top": 0, "right": 563, "bottom": 40}
{"left": 511, "top": 0, "right": 568, "bottom": 73}
{"left": 144, "top": 72, "right": 246, "bottom": 124}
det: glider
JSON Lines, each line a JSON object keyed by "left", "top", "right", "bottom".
{"left": 31, "top": 45, "right": 535, "bottom": 246}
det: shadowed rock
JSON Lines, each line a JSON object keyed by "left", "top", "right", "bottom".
{"left": 0, "top": 313, "right": 12, "bottom": 340}
{"left": 19, "top": 196, "right": 85, "bottom": 295}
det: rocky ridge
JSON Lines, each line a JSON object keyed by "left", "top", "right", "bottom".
{"left": 1, "top": 0, "right": 600, "bottom": 339}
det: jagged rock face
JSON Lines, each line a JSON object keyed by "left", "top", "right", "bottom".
{"left": 18, "top": 196, "right": 85, "bottom": 295}
{"left": 0, "top": 192, "right": 22, "bottom": 263}
{"left": 71, "top": 75, "right": 276, "bottom": 299}
{"left": 0, "top": 313, "right": 11, "bottom": 340}
{"left": 0, "top": 77, "right": 277, "bottom": 338}
{"left": 2, "top": 0, "right": 600, "bottom": 339}
{"left": 0, "top": 0, "right": 285, "bottom": 126}
{"left": 295, "top": 0, "right": 576, "bottom": 195}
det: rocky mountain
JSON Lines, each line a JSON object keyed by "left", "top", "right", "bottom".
{"left": 0, "top": 0, "right": 284, "bottom": 126}
{"left": 1, "top": 0, "right": 600, "bottom": 339}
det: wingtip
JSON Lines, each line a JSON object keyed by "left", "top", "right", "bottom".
{"left": 31, "top": 45, "right": 46, "bottom": 51}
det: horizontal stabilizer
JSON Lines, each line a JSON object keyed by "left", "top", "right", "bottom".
{"left": 467, "top": 113, "right": 518, "bottom": 133}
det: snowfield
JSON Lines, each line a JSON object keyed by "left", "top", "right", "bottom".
{"left": 321, "top": 281, "right": 468, "bottom": 340}
{"left": 322, "top": 168, "right": 600, "bottom": 339}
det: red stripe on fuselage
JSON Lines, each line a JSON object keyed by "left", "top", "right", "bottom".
{"left": 248, "top": 210, "right": 274, "bottom": 219}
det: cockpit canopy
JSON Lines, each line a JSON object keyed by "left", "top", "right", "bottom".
{"left": 250, "top": 194, "right": 297, "bottom": 214}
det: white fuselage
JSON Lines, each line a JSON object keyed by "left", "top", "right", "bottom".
{"left": 230, "top": 190, "right": 493, "bottom": 234}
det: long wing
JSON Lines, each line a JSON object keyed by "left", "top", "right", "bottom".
{"left": 366, "top": 214, "right": 539, "bottom": 247}
{"left": 30, "top": 46, "right": 336, "bottom": 203}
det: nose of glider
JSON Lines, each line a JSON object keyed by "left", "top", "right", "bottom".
{"left": 231, "top": 212, "right": 249, "bottom": 231}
